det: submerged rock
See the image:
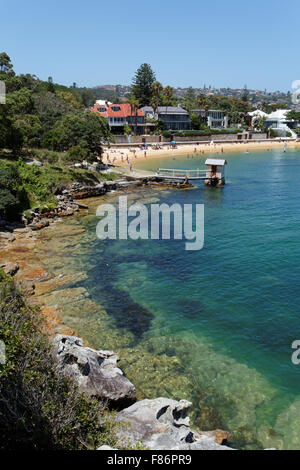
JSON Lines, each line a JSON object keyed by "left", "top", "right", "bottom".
{"left": 115, "top": 398, "right": 233, "bottom": 450}
{"left": 52, "top": 334, "right": 136, "bottom": 408}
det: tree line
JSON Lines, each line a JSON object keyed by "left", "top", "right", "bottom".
{"left": 0, "top": 52, "right": 111, "bottom": 160}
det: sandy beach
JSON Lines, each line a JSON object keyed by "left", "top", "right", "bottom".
{"left": 103, "top": 139, "right": 300, "bottom": 166}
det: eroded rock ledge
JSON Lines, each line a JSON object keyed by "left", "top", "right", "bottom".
{"left": 52, "top": 334, "right": 233, "bottom": 450}
{"left": 52, "top": 334, "right": 136, "bottom": 409}
{"left": 114, "top": 398, "right": 233, "bottom": 451}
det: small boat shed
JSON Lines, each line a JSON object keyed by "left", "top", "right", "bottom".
{"left": 205, "top": 158, "right": 227, "bottom": 186}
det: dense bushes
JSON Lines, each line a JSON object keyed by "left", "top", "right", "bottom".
{"left": 269, "top": 128, "right": 279, "bottom": 138}
{"left": 41, "top": 112, "right": 111, "bottom": 159}
{"left": 0, "top": 158, "right": 112, "bottom": 220}
{"left": 0, "top": 272, "right": 118, "bottom": 450}
{"left": 0, "top": 162, "right": 29, "bottom": 220}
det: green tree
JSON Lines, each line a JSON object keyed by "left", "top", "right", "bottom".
{"left": 131, "top": 63, "right": 156, "bottom": 106}
{"left": 163, "top": 86, "right": 175, "bottom": 117}
{"left": 47, "top": 76, "right": 55, "bottom": 93}
{"left": 151, "top": 81, "right": 163, "bottom": 113}
{"left": 5, "top": 88, "right": 35, "bottom": 116}
{"left": 253, "top": 115, "right": 267, "bottom": 131}
{"left": 190, "top": 113, "right": 203, "bottom": 130}
{"left": 123, "top": 123, "right": 131, "bottom": 136}
{"left": 241, "top": 85, "right": 249, "bottom": 103}
{"left": 127, "top": 97, "right": 140, "bottom": 135}
{"left": 14, "top": 114, "right": 43, "bottom": 147}
{"left": 181, "top": 87, "right": 197, "bottom": 112}
{"left": 42, "top": 112, "right": 111, "bottom": 160}
{"left": 196, "top": 94, "right": 210, "bottom": 125}
{"left": 0, "top": 162, "right": 28, "bottom": 219}
{"left": 285, "top": 110, "right": 300, "bottom": 121}
{"left": 0, "top": 107, "right": 23, "bottom": 153}
{"left": 0, "top": 52, "right": 14, "bottom": 75}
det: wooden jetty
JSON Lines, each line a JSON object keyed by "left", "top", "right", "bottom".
{"left": 156, "top": 159, "right": 227, "bottom": 186}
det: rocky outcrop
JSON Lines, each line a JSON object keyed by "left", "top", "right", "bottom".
{"left": 115, "top": 398, "right": 233, "bottom": 450}
{"left": 52, "top": 334, "right": 136, "bottom": 408}
{"left": 68, "top": 180, "right": 142, "bottom": 199}
{"left": 0, "top": 262, "right": 19, "bottom": 276}
{"left": 21, "top": 179, "right": 142, "bottom": 228}
{"left": 68, "top": 182, "right": 107, "bottom": 199}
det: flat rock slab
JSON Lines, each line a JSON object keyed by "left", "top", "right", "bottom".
{"left": 116, "top": 398, "right": 233, "bottom": 450}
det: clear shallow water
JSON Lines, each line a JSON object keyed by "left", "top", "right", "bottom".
{"left": 40, "top": 149, "right": 300, "bottom": 449}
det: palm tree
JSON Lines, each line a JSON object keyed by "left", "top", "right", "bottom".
{"left": 163, "top": 86, "right": 174, "bottom": 130}
{"left": 196, "top": 94, "right": 209, "bottom": 127}
{"left": 127, "top": 97, "right": 140, "bottom": 135}
{"left": 151, "top": 81, "right": 163, "bottom": 115}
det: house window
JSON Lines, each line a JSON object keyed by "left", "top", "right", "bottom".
{"left": 112, "top": 106, "right": 121, "bottom": 112}
{"left": 97, "top": 107, "right": 106, "bottom": 112}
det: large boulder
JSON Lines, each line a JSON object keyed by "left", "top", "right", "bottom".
{"left": 52, "top": 335, "right": 136, "bottom": 408}
{"left": 115, "top": 398, "right": 233, "bottom": 450}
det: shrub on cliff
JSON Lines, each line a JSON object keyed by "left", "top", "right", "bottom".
{"left": 0, "top": 162, "right": 29, "bottom": 220}
{"left": 0, "top": 272, "right": 118, "bottom": 450}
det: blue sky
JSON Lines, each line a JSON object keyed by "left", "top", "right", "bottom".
{"left": 1, "top": 0, "right": 299, "bottom": 91}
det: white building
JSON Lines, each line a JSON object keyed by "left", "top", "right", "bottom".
{"left": 249, "top": 109, "right": 297, "bottom": 138}
{"left": 248, "top": 110, "right": 268, "bottom": 125}
{"left": 192, "top": 109, "right": 229, "bottom": 129}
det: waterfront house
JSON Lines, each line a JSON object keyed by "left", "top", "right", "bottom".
{"left": 248, "top": 109, "right": 268, "bottom": 126}
{"left": 141, "top": 105, "right": 191, "bottom": 131}
{"left": 92, "top": 102, "right": 146, "bottom": 134}
{"left": 249, "top": 109, "right": 297, "bottom": 137}
{"left": 192, "top": 109, "right": 229, "bottom": 129}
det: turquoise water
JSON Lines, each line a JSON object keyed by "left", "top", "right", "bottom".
{"left": 56, "top": 149, "right": 300, "bottom": 449}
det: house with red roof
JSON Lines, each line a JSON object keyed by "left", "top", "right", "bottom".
{"left": 91, "top": 102, "right": 147, "bottom": 135}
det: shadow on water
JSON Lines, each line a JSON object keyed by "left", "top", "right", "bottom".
{"left": 71, "top": 261, "right": 154, "bottom": 339}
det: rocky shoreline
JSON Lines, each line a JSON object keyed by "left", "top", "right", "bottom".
{"left": 0, "top": 175, "right": 235, "bottom": 451}
{"left": 53, "top": 334, "right": 233, "bottom": 450}
{"left": 20, "top": 176, "right": 192, "bottom": 229}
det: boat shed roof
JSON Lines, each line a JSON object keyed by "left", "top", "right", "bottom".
{"left": 205, "top": 159, "right": 227, "bottom": 166}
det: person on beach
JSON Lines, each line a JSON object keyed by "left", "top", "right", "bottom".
{"left": 144, "top": 151, "right": 147, "bottom": 158}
